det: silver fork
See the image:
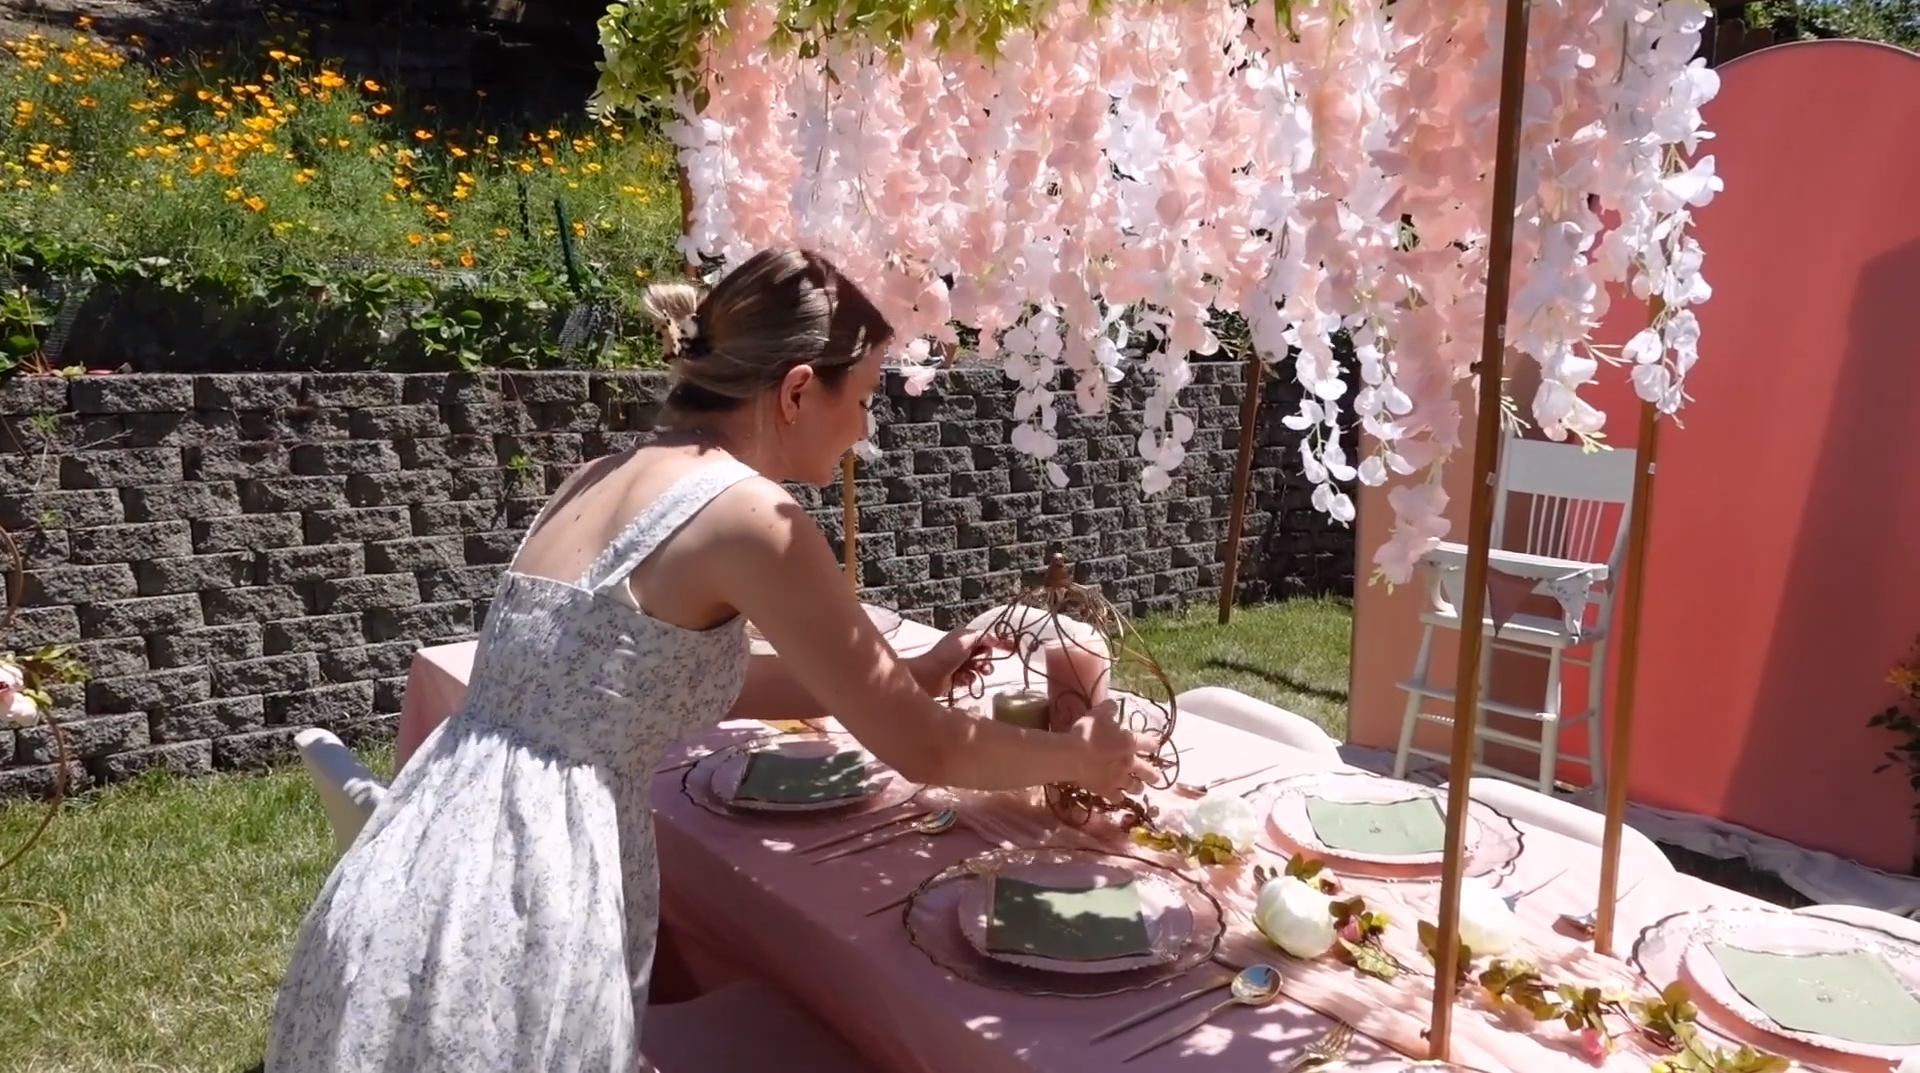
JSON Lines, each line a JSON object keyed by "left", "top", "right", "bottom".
{"left": 1281, "top": 1021, "right": 1355, "bottom": 1072}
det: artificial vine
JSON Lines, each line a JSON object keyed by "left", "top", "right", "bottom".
{"left": 593, "top": 0, "right": 1306, "bottom": 113}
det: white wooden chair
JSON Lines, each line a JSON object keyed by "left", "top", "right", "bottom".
{"left": 294, "top": 728, "right": 389, "bottom": 854}
{"left": 1448, "top": 777, "right": 1674, "bottom": 876}
{"left": 643, "top": 979, "right": 877, "bottom": 1071}
{"left": 1793, "top": 903, "right": 1920, "bottom": 943}
{"left": 1175, "top": 686, "right": 1342, "bottom": 760}
{"left": 1395, "top": 436, "right": 1637, "bottom": 797}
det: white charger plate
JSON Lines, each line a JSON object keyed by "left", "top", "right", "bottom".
{"left": 954, "top": 851, "right": 1194, "bottom": 975}
{"left": 709, "top": 734, "right": 896, "bottom": 814}
{"left": 1675, "top": 907, "right": 1920, "bottom": 1060}
{"left": 1265, "top": 771, "right": 1482, "bottom": 867}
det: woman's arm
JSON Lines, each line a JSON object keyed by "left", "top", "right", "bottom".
{"left": 728, "top": 654, "right": 831, "bottom": 723}
{"left": 697, "top": 482, "right": 1112, "bottom": 791}
{"left": 728, "top": 636, "right": 990, "bottom": 724}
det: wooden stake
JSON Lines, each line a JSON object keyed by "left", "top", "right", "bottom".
{"left": 676, "top": 164, "right": 697, "bottom": 279}
{"left": 1218, "top": 352, "right": 1266, "bottom": 625}
{"left": 1427, "top": 0, "right": 1534, "bottom": 1055}
{"left": 841, "top": 452, "right": 859, "bottom": 594}
{"left": 1594, "top": 309, "right": 1665, "bottom": 956}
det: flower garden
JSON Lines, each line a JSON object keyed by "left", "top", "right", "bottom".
{"left": 0, "top": 19, "right": 686, "bottom": 374}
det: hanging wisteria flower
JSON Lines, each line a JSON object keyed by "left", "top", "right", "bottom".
{"left": 596, "top": 0, "right": 1720, "bottom": 584}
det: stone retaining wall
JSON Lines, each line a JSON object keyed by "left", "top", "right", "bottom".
{"left": 0, "top": 364, "right": 1353, "bottom": 794}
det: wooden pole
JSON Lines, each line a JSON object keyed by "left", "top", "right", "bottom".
{"left": 1594, "top": 306, "right": 1666, "bottom": 957}
{"left": 677, "top": 164, "right": 697, "bottom": 279}
{"left": 1427, "top": 0, "right": 1534, "bottom": 1054}
{"left": 842, "top": 452, "right": 859, "bottom": 594}
{"left": 1218, "top": 353, "right": 1266, "bottom": 625}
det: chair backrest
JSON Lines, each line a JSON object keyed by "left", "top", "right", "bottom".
{"left": 1174, "top": 686, "right": 1342, "bottom": 760}
{"left": 296, "top": 728, "right": 390, "bottom": 854}
{"left": 1455, "top": 777, "right": 1674, "bottom": 874}
{"left": 1493, "top": 437, "right": 1638, "bottom": 569}
{"left": 1793, "top": 903, "right": 1920, "bottom": 943}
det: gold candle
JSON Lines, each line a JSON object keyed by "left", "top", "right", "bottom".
{"left": 991, "top": 689, "right": 1052, "bottom": 731}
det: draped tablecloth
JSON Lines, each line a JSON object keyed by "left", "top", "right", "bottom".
{"left": 395, "top": 626, "right": 1867, "bottom": 1073}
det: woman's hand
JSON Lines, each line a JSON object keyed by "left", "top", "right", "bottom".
{"left": 906, "top": 628, "right": 1012, "bottom": 699}
{"left": 1067, "top": 700, "right": 1163, "bottom": 800}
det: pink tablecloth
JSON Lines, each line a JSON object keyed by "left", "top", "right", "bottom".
{"left": 394, "top": 629, "right": 1871, "bottom": 1073}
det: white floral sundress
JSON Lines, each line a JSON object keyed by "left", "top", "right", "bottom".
{"left": 267, "top": 460, "right": 759, "bottom": 1072}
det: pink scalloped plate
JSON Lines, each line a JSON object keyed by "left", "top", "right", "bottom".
{"left": 710, "top": 734, "right": 894, "bottom": 813}
{"left": 1263, "top": 771, "right": 1482, "bottom": 866}
{"left": 1673, "top": 907, "right": 1920, "bottom": 1061}
{"left": 954, "top": 852, "right": 1194, "bottom": 975}
{"left": 683, "top": 732, "right": 919, "bottom": 820}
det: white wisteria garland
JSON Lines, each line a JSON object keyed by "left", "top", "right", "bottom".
{"left": 598, "top": 0, "right": 1721, "bottom": 583}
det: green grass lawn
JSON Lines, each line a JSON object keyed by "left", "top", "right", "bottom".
{"left": 1124, "top": 597, "right": 1354, "bottom": 739}
{"left": 0, "top": 600, "right": 1352, "bottom": 1072}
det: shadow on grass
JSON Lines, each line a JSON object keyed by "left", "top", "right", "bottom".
{"left": 1200, "top": 657, "right": 1350, "bottom": 705}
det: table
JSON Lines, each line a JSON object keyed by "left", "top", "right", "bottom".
{"left": 396, "top": 624, "right": 1869, "bottom": 1073}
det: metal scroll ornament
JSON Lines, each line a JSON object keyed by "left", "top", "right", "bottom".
{"left": 969, "top": 554, "right": 1181, "bottom": 828}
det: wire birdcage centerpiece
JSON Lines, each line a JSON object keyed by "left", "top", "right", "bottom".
{"left": 969, "top": 553, "right": 1182, "bottom": 829}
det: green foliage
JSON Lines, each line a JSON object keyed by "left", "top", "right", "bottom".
{"left": 1743, "top": 0, "right": 1920, "bottom": 52}
{"left": 595, "top": 0, "right": 1063, "bottom": 112}
{"left": 1129, "top": 825, "right": 1244, "bottom": 866}
{"left": 0, "top": 26, "right": 686, "bottom": 375}
{"left": 1869, "top": 640, "right": 1920, "bottom": 822}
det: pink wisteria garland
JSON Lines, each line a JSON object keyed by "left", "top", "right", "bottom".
{"left": 600, "top": 0, "right": 1722, "bottom": 583}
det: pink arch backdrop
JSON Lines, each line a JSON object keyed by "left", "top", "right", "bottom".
{"left": 1349, "top": 39, "right": 1920, "bottom": 874}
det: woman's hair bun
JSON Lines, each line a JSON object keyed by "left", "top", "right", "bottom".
{"left": 641, "top": 282, "right": 705, "bottom": 361}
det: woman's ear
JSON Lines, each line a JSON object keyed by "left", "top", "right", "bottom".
{"left": 779, "top": 363, "right": 816, "bottom": 425}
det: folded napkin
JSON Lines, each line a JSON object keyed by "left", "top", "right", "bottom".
{"left": 985, "top": 877, "right": 1152, "bottom": 961}
{"left": 734, "top": 750, "right": 872, "bottom": 805}
{"left": 1707, "top": 943, "right": 1920, "bottom": 1046}
{"left": 1304, "top": 795, "right": 1448, "bottom": 856}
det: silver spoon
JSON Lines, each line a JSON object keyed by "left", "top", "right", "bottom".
{"left": 1120, "top": 964, "right": 1284, "bottom": 1062}
{"left": 1560, "top": 873, "right": 1649, "bottom": 936}
{"left": 814, "top": 809, "right": 960, "bottom": 863}
{"left": 1501, "top": 867, "right": 1569, "bottom": 911}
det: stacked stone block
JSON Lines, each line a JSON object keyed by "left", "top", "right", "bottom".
{"left": 0, "top": 363, "right": 1351, "bottom": 795}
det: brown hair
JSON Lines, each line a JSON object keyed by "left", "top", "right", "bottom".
{"left": 641, "top": 247, "right": 895, "bottom": 414}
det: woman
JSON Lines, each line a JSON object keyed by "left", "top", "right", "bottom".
{"left": 267, "top": 247, "right": 1159, "bottom": 1072}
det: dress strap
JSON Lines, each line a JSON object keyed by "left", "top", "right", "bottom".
{"left": 577, "top": 459, "right": 761, "bottom": 597}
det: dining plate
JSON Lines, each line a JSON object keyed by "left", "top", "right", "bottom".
{"left": 709, "top": 734, "right": 895, "bottom": 813}
{"left": 1264, "top": 771, "right": 1481, "bottom": 867}
{"left": 1679, "top": 908, "right": 1920, "bottom": 1058}
{"left": 901, "top": 847, "right": 1225, "bottom": 998}
{"left": 954, "top": 854, "right": 1194, "bottom": 974}
{"left": 1635, "top": 906, "right": 1920, "bottom": 1063}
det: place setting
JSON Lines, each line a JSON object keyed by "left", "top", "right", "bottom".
{"left": 892, "top": 844, "right": 1229, "bottom": 1001}
{"left": 1632, "top": 904, "right": 1920, "bottom": 1064}
{"left": 1250, "top": 771, "right": 1524, "bottom": 880}
{"left": 681, "top": 730, "right": 921, "bottom": 823}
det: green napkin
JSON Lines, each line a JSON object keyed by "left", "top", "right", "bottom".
{"left": 733, "top": 750, "right": 872, "bottom": 804}
{"left": 1707, "top": 943, "right": 1920, "bottom": 1046}
{"left": 1304, "top": 795, "right": 1448, "bottom": 856}
{"left": 985, "top": 877, "right": 1153, "bottom": 962}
